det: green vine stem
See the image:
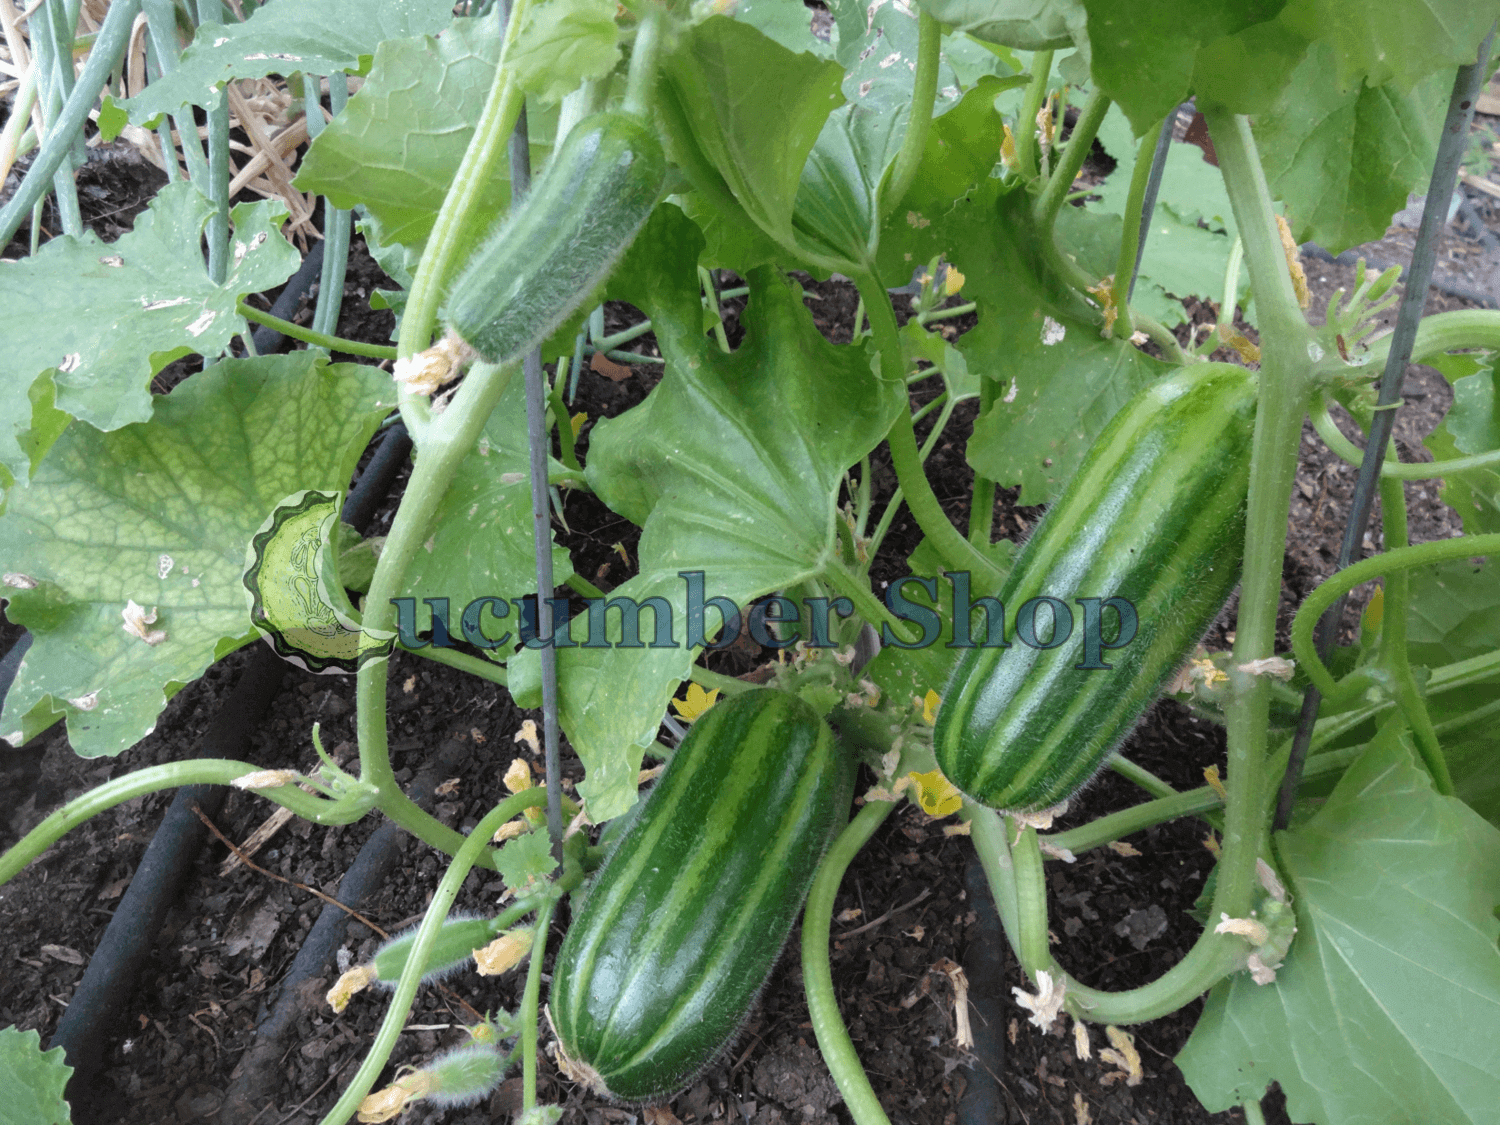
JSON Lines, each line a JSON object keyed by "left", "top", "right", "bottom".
{"left": 521, "top": 898, "right": 557, "bottom": 1110}
{"left": 823, "top": 560, "right": 919, "bottom": 645}
{"left": 1045, "top": 742, "right": 1369, "bottom": 858}
{"left": 317, "top": 794, "right": 550, "bottom": 1125}
{"left": 1374, "top": 474, "right": 1454, "bottom": 794}
{"left": 0, "top": 759, "right": 353, "bottom": 885}
{"left": 405, "top": 642, "right": 509, "bottom": 687}
{"left": 969, "top": 802, "right": 1239, "bottom": 1023}
{"left": 0, "top": 0, "right": 140, "bottom": 247}
{"left": 1291, "top": 533, "right": 1500, "bottom": 699}
{"left": 687, "top": 663, "right": 755, "bottom": 696}
{"left": 622, "top": 3, "right": 666, "bottom": 119}
{"left": 1364, "top": 307, "right": 1500, "bottom": 367}
{"left": 863, "top": 379, "right": 962, "bottom": 567}
{"left": 358, "top": 362, "right": 519, "bottom": 850}
{"left": 1107, "top": 756, "right": 1177, "bottom": 800}
{"left": 1013, "top": 50, "right": 1054, "bottom": 183}
{"left": 1202, "top": 107, "right": 1314, "bottom": 922}
{"left": 1033, "top": 88, "right": 1110, "bottom": 235}
{"left": 1110, "top": 114, "right": 1169, "bottom": 332}
{"left": 1311, "top": 395, "right": 1500, "bottom": 478}
{"left": 394, "top": 0, "right": 531, "bottom": 386}
{"left": 802, "top": 799, "right": 897, "bottom": 1125}
{"left": 854, "top": 271, "right": 1006, "bottom": 588}
{"left": 884, "top": 10, "right": 940, "bottom": 214}
{"left": 235, "top": 300, "right": 399, "bottom": 359}
{"left": 968, "top": 374, "right": 997, "bottom": 547}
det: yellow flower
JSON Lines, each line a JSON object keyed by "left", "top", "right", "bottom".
{"left": 919, "top": 689, "right": 941, "bottom": 726}
{"left": 474, "top": 927, "right": 534, "bottom": 977}
{"left": 671, "top": 682, "right": 720, "bottom": 722}
{"left": 908, "top": 769, "right": 963, "bottom": 818}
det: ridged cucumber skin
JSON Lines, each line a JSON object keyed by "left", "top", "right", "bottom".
{"left": 934, "top": 362, "right": 1258, "bottom": 812}
{"left": 550, "top": 689, "right": 855, "bottom": 1103}
{"left": 445, "top": 111, "right": 666, "bottom": 365}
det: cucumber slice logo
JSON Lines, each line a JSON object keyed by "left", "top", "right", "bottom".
{"left": 243, "top": 490, "right": 392, "bottom": 673}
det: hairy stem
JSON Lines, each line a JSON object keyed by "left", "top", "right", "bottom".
{"left": 235, "top": 300, "right": 398, "bottom": 359}
{"left": 802, "top": 800, "right": 897, "bottom": 1125}
{"left": 318, "top": 794, "right": 550, "bottom": 1125}
{"left": 855, "top": 271, "right": 1006, "bottom": 588}
{"left": 885, "top": 10, "right": 940, "bottom": 212}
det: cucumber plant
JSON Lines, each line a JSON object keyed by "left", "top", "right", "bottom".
{"left": 3, "top": 2, "right": 1500, "bottom": 1124}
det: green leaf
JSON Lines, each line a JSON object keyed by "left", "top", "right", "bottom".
{"left": 295, "top": 13, "right": 553, "bottom": 255}
{"left": 1278, "top": 0, "right": 1500, "bottom": 94}
{"left": 507, "top": 206, "right": 903, "bottom": 819}
{"left": 0, "top": 185, "right": 298, "bottom": 480}
{"left": 1254, "top": 40, "right": 1452, "bottom": 253}
{"left": 0, "top": 1027, "right": 71, "bottom": 1125}
{"left": 795, "top": 0, "right": 991, "bottom": 270}
{"left": 122, "top": 0, "right": 454, "bottom": 122}
{"left": 0, "top": 354, "right": 392, "bottom": 755}
{"left": 914, "top": 0, "right": 1085, "bottom": 51}
{"left": 509, "top": 0, "right": 621, "bottom": 104}
{"left": 398, "top": 374, "right": 573, "bottom": 632}
{"left": 1178, "top": 730, "right": 1500, "bottom": 1123}
{"left": 1057, "top": 201, "right": 1238, "bottom": 329}
{"left": 495, "top": 828, "right": 559, "bottom": 893}
{"left": 1426, "top": 353, "right": 1500, "bottom": 535}
{"left": 728, "top": 0, "right": 835, "bottom": 59}
{"left": 1078, "top": 0, "right": 1291, "bottom": 134}
{"left": 1407, "top": 559, "right": 1500, "bottom": 667}
{"left": 657, "top": 15, "right": 845, "bottom": 262}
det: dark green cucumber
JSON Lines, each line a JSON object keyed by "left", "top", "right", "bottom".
{"left": 445, "top": 111, "right": 666, "bottom": 365}
{"left": 549, "top": 689, "right": 854, "bottom": 1103}
{"left": 934, "top": 362, "right": 1258, "bottom": 811}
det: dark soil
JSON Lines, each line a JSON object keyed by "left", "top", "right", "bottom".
{"left": 3, "top": 91, "right": 1497, "bottom": 1125}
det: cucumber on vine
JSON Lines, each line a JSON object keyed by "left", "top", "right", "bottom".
{"left": 548, "top": 689, "right": 855, "bottom": 1103}
{"left": 935, "top": 362, "right": 1259, "bottom": 812}
{"left": 443, "top": 111, "right": 667, "bottom": 367}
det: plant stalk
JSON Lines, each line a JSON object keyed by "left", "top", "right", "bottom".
{"left": 802, "top": 800, "right": 897, "bottom": 1125}
{"left": 884, "top": 10, "right": 940, "bottom": 213}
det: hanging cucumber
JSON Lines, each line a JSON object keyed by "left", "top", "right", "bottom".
{"left": 934, "top": 362, "right": 1258, "bottom": 812}
{"left": 549, "top": 689, "right": 855, "bottom": 1103}
{"left": 444, "top": 110, "right": 667, "bottom": 366}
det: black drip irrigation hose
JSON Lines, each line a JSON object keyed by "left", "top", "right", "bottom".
{"left": 215, "top": 737, "right": 472, "bottom": 1123}
{"left": 39, "top": 413, "right": 411, "bottom": 1113}
{"left": 957, "top": 850, "right": 1007, "bottom": 1125}
{"left": 49, "top": 646, "right": 287, "bottom": 1117}
{"left": 251, "top": 241, "right": 328, "bottom": 354}
{"left": 0, "top": 629, "right": 32, "bottom": 709}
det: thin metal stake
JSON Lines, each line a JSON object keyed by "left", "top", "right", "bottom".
{"left": 1274, "top": 24, "right": 1497, "bottom": 830}
{"left": 502, "top": 0, "right": 564, "bottom": 848}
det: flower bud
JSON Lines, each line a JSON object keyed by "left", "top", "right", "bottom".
{"left": 372, "top": 915, "right": 494, "bottom": 985}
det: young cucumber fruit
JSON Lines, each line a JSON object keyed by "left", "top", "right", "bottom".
{"left": 549, "top": 689, "right": 855, "bottom": 1103}
{"left": 445, "top": 111, "right": 666, "bottom": 365}
{"left": 934, "top": 362, "right": 1258, "bottom": 812}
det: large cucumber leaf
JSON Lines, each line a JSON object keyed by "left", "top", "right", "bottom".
{"left": 123, "top": 0, "right": 454, "bottom": 122}
{"left": 295, "top": 12, "right": 554, "bottom": 256}
{"left": 507, "top": 205, "right": 903, "bottom": 819}
{"left": 0, "top": 186, "right": 297, "bottom": 481}
{"left": 0, "top": 354, "right": 391, "bottom": 756}
{"left": 0, "top": 1028, "right": 71, "bottom": 1125}
{"left": 1178, "top": 728, "right": 1500, "bottom": 1123}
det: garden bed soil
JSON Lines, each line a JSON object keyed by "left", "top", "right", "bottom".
{"left": 4, "top": 101, "right": 1499, "bottom": 1125}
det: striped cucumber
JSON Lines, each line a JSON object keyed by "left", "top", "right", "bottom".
{"left": 444, "top": 110, "right": 666, "bottom": 365}
{"left": 549, "top": 689, "right": 854, "bottom": 1103}
{"left": 934, "top": 362, "right": 1258, "bottom": 812}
